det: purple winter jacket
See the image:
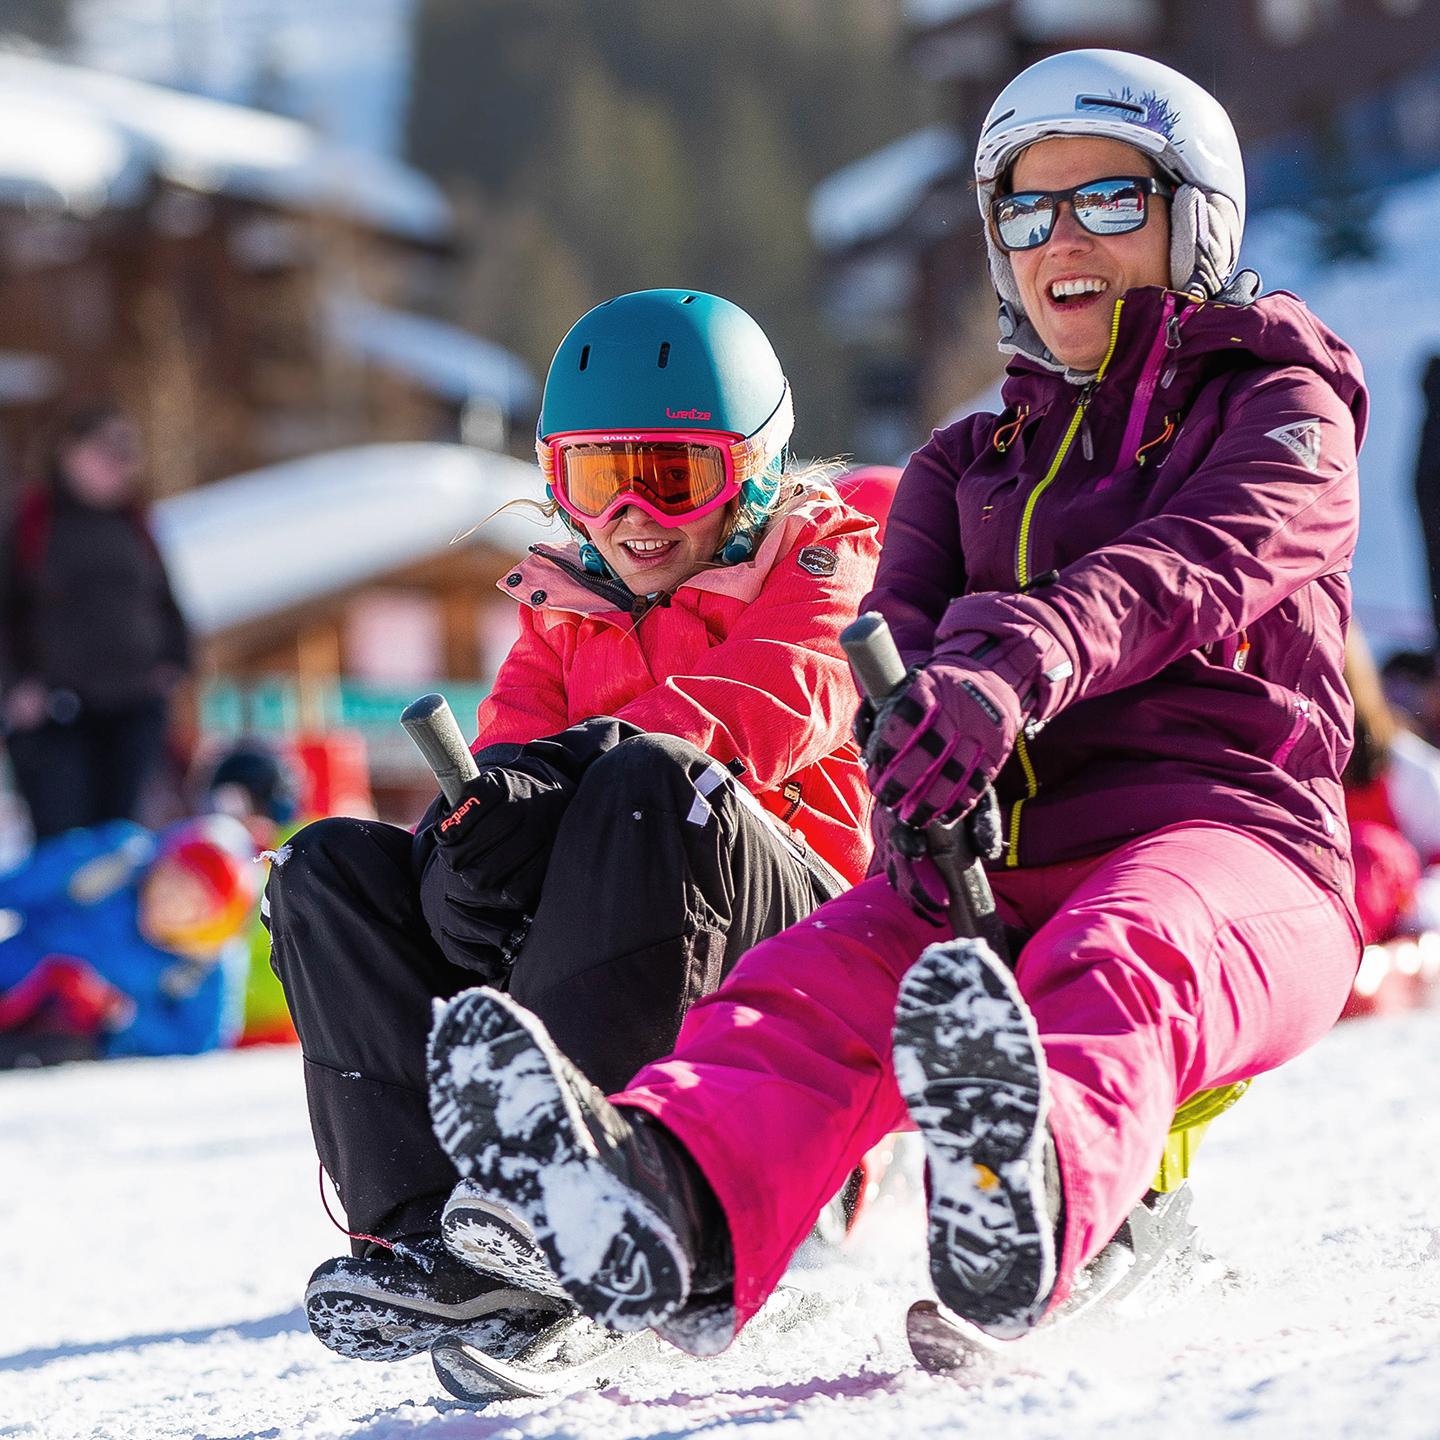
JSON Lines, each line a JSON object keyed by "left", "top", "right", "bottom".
{"left": 865, "top": 285, "right": 1367, "bottom": 915}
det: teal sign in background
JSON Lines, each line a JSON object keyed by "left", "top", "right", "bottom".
{"left": 200, "top": 678, "right": 493, "bottom": 764}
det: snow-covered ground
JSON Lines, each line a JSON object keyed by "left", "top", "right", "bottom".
{"left": 3, "top": 1004, "right": 1439, "bottom": 1439}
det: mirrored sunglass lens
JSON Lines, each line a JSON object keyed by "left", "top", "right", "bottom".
{"left": 1074, "top": 180, "right": 1146, "bottom": 235}
{"left": 996, "top": 193, "right": 1054, "bottom": 250}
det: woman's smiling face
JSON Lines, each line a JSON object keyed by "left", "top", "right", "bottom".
{"left": 1006, "top": 135, "right": 1173, "bottom": 371}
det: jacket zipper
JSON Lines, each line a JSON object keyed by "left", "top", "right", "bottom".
{"left": 1115, "top": 292, "right": 1176, "bottom": 466}
{"left": 1004, "top": 298, "right": 1126, "bottom": 866}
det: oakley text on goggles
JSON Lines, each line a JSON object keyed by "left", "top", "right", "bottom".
{"left": 991, "top": 175, "right": 1174, "bottom": 253}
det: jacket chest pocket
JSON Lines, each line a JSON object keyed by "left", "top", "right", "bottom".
{"left": 1031, "top": 470, "right": 1162, "bottom": 570}
{"left": 957, "top": 457, "right": 1030, "bottom": 588}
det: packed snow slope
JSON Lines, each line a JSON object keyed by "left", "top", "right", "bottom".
{"left": 3, "top": 1005, "right": 1439, "bottom": 1440}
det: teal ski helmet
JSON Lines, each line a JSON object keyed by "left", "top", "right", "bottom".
{"left": 537, "top": 289, "right": 793, "bottom": 566}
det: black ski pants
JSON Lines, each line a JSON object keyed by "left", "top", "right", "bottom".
{"left": 266, "top": 733, "right": 843, "bottom": 1248}
{"left": 6, "top": 697, "right": 167, "bottom": 838}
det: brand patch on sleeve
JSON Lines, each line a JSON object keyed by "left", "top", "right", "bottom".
{"left": 798, "top": 545, "right": 838, "bottom": 576}
{"left": 1264, "top": 418, "right": 1323, "bottom": 474}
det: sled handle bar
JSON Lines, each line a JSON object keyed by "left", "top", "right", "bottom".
{"left": 400, "top": 693, "right": 480, "bottom": 807}
{"left": 841, "top": 613, "right": 1010, "bottom": 962}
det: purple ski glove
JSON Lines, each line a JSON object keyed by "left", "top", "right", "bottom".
{"left": 860, "top": 649, "right": 1024, "bottom": 829}
{"left": 868, "top": 783, "right": 1006, "bottom": 924}
{"left": 868, "top": 806, "right": 950, "bottom": 925}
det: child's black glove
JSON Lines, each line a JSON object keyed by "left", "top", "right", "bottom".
{"left": 415, "top": 716, "right": 646, "bottom": 973}
{"left": 431, "top": 760, "right": 575, "bottom": 914}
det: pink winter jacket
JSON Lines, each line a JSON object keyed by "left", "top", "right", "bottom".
{"left": 867, "top": 286, "right": 1367, "bottom": 916}
{"left": 473, "top": 489, "right": 880, "bottom": 885}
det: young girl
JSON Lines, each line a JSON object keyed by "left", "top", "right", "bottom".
{"left": 428, "top": 50, "right": 1366, "bottom": 1354}
{"left": 267, "top": 289, "right": 879, "bottom": 1361}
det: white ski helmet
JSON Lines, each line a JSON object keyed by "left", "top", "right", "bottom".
{"left": 976, "top": 49, "right": 1246, "bottom": 327}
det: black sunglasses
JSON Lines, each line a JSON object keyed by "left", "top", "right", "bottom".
{"left": 991, "top": 176, "right": 1175, "bottom": 253}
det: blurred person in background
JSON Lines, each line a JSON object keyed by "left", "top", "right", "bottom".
{"left": 1379, "top": 647, "right": 1440, "bottom": 745}
{"left": 0, "top": 813, "right": 260, "bottom": 1066}
{"left": 267, "top": 289, "right": 880, "bottom": 1368}
{"left": 200, "top": 739, "right": 307, "bottom": 1046}
{"left": 1413, "top": 354, "right": 1440, "bottom": 643}
{"left": 1344, "top": 626, "right": 1440, "bottom": 942}
{"left": 0, "top": 404, "right": 191, "bottom": 841}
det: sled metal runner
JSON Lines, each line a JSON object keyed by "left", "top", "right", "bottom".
{"left": 906, "top": 1181, "right": 1208, "bottom": 1375}
{"left": 431, "top": 1312, "right": 651, "bottom": 1403}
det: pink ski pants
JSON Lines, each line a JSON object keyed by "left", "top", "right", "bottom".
{"left": 614, "top": 821, "right": 1360, "bottom": 1333}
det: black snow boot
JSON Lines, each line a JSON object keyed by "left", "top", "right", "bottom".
{"left": 893, "top": 937, "right": 1062, "bottom": 1340}
{"left": 441, "top": 1180, "right": 570, "bottom": 1303}
{"left": 427, "top": 987, "right": 733, "bottom": 1333}
{"left": 304, "top": 1233, "right": 570, "bottom": 1362}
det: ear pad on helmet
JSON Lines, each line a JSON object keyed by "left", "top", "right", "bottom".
{"left": 1168, "top": 184, "right": 1241, "bottom": 299}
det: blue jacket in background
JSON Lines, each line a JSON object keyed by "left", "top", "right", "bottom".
{"left": 0, "top": 821, "right": 248, "bottom": 1057}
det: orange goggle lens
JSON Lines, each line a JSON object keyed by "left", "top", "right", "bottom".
{"left": 555, "top": 439, "right": 736, "bottom": 524}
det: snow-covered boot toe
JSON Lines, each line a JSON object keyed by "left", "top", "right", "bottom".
{"left": 428, "top": 987, "right": 716, "bottom": 1332}
{"left": 893, "top": 938, "right": 1058, "bottom": 1340}
{"left": 441, "top": 1181, "right": 569, "bottom": 1303}
{"left": 303, "top": 1234, "right": 569, "bottom": 1362}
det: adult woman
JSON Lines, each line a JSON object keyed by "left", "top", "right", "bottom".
{"left": 269, "top": 289, "right": 878, "bottom": 1361}
{"left": 1, "top": 405, "right": 190, "bottom": 839}
{"left": 428, "top": 50, "right": 1366, "bottom": 1350}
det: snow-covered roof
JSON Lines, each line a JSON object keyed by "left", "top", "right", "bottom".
{"left": 907, "top": 0, "right": 1157, "bottom": 33}
{"left": 0, "top": 51, "right": 449, "bottom": 241}
{"left": 1241, "top": 173, "right": 1440, "bottom": 652}
{"left": 325, "top": 294, "right": 538, "bottom": 414}
{"left": 151, "top": 442, "right": 557, "bottom": 635}
{"left": 0, "top": 351, "right": 64, "bottom": 406}
{"left": 0, "top": 86, "right": 149, "bottom": 214}
{"left": 810, "top": 126, "right": 967, "bottom": 254}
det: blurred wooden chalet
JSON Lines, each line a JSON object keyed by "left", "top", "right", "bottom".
{"left": 151, "top": 441, "right": 558, "bottom": 821}
{"left": 0, "top": 51, "right": 545, "bottom": 826}
{"left": 0, "top": 50, "right": 537, "bottom": 500}
{"left": 811, "top": 0, "right": 1440, "bottom": 455}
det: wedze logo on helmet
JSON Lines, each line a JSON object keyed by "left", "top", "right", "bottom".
{"left": 666, "top": 407, "right": 712, "bottom": 421}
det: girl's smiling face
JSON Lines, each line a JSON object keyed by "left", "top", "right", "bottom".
{"left": 586, "top": 501, "right": 735, "bottom": 594}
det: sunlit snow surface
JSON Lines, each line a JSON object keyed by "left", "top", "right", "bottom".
{"left": 3, "top": 1009, "right": 1439, "bottom": 1438}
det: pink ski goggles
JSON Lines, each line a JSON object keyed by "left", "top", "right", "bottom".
{"left": 537, "top": 388, "right": 794, "bottom": 530}
{"left": 540, "top": 430, "right": 742, "bottom": 529}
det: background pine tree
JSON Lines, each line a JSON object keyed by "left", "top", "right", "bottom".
{"left": 405, "top": 0, "right": 925, "bottom": 455}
